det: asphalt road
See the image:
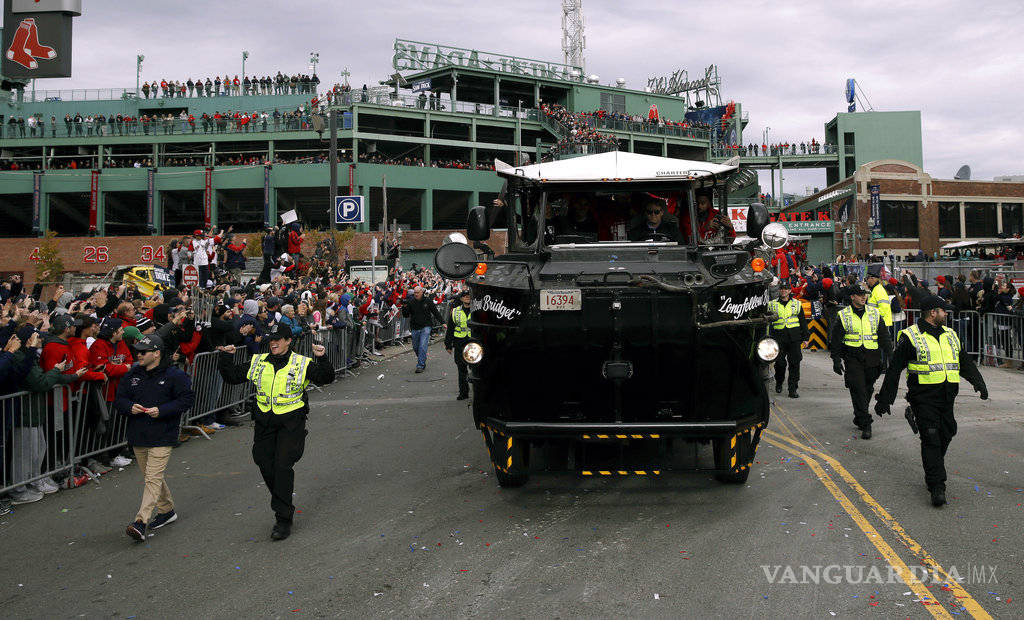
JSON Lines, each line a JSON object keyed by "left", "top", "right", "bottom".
{"left": 1, "top": 343, "right": 1021, "bottom": 619}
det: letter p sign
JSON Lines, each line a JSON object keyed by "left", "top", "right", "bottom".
{"left": 335, "top": 195, "right": 364, "bottom": 224}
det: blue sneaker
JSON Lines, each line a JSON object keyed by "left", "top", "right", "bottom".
{"left": 126, "top": 520, "right": 146, "bottom": 541}
{"left": 150, "top": 510, "right": 177, "bottom": 529}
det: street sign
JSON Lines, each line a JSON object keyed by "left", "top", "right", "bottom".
{"left": 182, "top": 264, "right": 199, "bottom": 288}
{"left": 335, "top": 195, "right": 364, "bottom": 224}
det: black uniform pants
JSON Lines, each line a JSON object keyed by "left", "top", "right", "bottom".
{"left": 773, "top": 338, "right": 802, "bottom": 391}
{"left": 843, "top": 357, "right": 882, "bottom": 429}
{"left": 453, "top": 338, "right": 469, "bottom": 397}
{"left": 252, "top": 410, "right": 307, "bottom": 523}
{"left": 910, "top": 398, "right": 957, "bottom": 490}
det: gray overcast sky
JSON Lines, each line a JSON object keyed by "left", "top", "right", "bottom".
{"left": 9, "top": 0, "right": 1024, "bottom": 191}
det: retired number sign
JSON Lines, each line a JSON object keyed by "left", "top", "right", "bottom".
{"left": 540, "top": 289, "right": 581, "bottom": 311}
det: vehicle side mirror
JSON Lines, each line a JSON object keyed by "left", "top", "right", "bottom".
{"left": 434, "top": 241, "right": 478, "bottom": 280}
{"left": 467, "top": 206, "right": 490, "bottom": 241}
{"left": 746, "top": 202, "right": 769, "bottom": 240}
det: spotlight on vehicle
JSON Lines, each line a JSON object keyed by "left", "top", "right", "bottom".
{"left": 462, "top": 342, "right": 484, "bottom": 364}
{"left": 757, "top": 338, "right": 780, "bottom": 362}
{"left": 760, "top": 223, "right": 790, "bottom": 250}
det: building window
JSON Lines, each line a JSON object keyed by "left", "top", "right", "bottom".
{"left": 879, "top": 200, "right": 918, "bottom": 238}
{"left": 937, "top": 202, "right": 961, "bottom": 238}
{"left": 1002, "top": 203, "right": 1023, "bottom": 236}
{"left": 963, "top": 202, "right": 997, "bottom": 238}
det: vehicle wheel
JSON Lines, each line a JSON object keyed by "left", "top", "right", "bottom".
{"left": 713, "top": 433, "right": 752, "bottom": 484}
{"left": 493, "top": 434, "right": 530, "bottom": 488}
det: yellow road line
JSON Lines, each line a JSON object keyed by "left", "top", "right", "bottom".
{"left": 767, "top": 428, "right": 991, "bottom": 620}
{"left": 764, "top": 436, "right": 954, "bottom": 619}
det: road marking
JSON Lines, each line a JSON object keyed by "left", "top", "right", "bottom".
{"left": 764, "top": 436, "right": 955, "bottom": 619}
{"left": 767, "top": 428, "right": 992, "bottom": 620}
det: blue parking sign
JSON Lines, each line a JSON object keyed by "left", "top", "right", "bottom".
{"left": 335, "top": 195, "right": 364, "bottom": 224}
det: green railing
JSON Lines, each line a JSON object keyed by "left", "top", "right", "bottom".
{"left": 13, "top": 82, "right": 319, "bottom": 103}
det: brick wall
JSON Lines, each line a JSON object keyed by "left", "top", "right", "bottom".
{"left": 4, "top": 229, "right": 508, "bottom": 281}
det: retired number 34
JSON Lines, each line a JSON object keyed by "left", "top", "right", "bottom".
{"left": 541, "top": 289, "right": 582, "bottom": 311}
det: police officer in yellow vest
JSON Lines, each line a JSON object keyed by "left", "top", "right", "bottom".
{"left": 444, "top": 289, "right": 473, "bottom": 401}
{"left": 768, "top": 281, "right": 809, "bottom": 398}
{"left": 875, "top": 295, "right": 987, "bottom": 507}
{"left": 829, "top": 284, "right": 892, "bottom": 439}
{"left": 865, "top": 264, "right": 893, "bottom": 330}
{"left": 216, "top": 324, "right": 335, "bottom": 540}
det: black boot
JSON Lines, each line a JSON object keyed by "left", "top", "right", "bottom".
{"left": 788, "top": 389, "right": 799, "bottom": 398}
{"left": 456, "top": 393, "right": 469, "bottom": 401}
{"left": 775, "top": 382, "right": 783, "bottom": 394}
{"left": 861, "top": 427, "right": 872, "bottom": 439}
{"left": 271, "top": 520, "right": 292, "bottom": 540}
{"left": 930, "top": 486, "right": 946, "bottom": 507}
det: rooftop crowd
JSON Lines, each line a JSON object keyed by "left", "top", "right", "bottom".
{"left": 139, "top": 73, "right": 319, "bottom": 98}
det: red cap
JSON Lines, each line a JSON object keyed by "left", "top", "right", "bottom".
{"left": 935, "top": 275, "right": 946, "bottom": 284}
{"left": 1018, "top": 287, "right": 1024, "bottom": 297}
{"left": 193, "top": 229, "right": 203, "bottom": 236}
{"left": 888, "top": 278, "right": 899, "bottom": 286}
{"left": 822, "top": 278, "right": 833, "bottom": 289}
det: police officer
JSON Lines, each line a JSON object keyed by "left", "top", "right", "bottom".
{"left": 445, "top": 289, "right": 473, "bottom": 401}
{"left": 865, "top": 264, "right": 893, "bottom": 332}
{"left": 216, "top": 325, "right": 335, "bottom": 540}
{"left": 767, "top": 282, "right": 808, "bottom": 398}
{"left": 874, "top": 295, "right": 987, "bottom": 507}
{"left": 830, "top": 283, "right": 892, "bottom": 439}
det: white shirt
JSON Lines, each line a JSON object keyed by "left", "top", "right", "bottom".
{"left": 191, "top": 237, "right": 212, "bottom": 266}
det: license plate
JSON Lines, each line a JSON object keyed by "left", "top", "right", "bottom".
{"left": 541, "top": 289, "right": 582, "bottom": 311}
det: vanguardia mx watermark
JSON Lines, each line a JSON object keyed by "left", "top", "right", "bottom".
{"left": 761, "top": 564, "right": 997, "bottom": 585}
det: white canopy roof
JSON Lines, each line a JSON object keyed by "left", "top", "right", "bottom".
{"left": 495, "top": 151, "right": 738, "bottom": 183}
{"left": 941, "top": 238, "right": 1024, "bottom": 250}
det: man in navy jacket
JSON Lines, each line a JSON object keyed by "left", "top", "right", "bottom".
{"left": 114, "top": 334, "right": 195, "bottom": 541}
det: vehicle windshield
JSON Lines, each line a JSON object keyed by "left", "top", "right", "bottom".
{"left": 508, "top": 185, "right": 734, "bottom": 248}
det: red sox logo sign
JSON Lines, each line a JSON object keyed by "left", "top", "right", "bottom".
{"left": 6, "top": 18, "right": 57, "bottom": 70}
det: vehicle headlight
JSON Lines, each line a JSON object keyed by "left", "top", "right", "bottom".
{"left": 462, "top": 342, "right": 484, "bottom": 364}
{"left": 756, "top": 338, "right": 780, "bottom": 362}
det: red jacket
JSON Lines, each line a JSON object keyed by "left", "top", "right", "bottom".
{"left": 288, "top": 230, "right": 303, "bottom": 254}
{"left": 68, "top": 337, "right": 106, "bottom": 384}
{"left": 40, "top": 339, "right": 73, "bottom": 373}
{"left": 89, "top": 338, "right": 133, "bottom": 401}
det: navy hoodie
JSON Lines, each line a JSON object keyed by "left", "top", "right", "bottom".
{"left": 114, "top": 359, "right": 194, "bottom": 447}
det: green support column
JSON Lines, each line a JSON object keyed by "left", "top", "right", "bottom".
{"left": 629, "top": 135, "right": 635, "bottom": 153}
{"left": 469, "top": 190, "right": 479, "bottom": 211}
{"left": 210, "top": 184, "right": 219, "bottom": 228}
{"left": 97, "top": 145, "right": 104, "bottom": 168}
{"left": 152, "top": 143, "right": 159, "bottom": 166}
{"left": 421, "top": 189, "right": 433, "bottom": 231}
{"left": 470, "top": 148, "right": 477, "bottom": 167}
{"left": 153, "top": 188, "right": 163, "bottom": 235}
{"left": 39, "top": 185, "right": 50, "bottom": 234}
{"left": 268, "top": 171, "right": 278, "bottom": 227}
{"left": 534, "top": 83, "right": 540, "bottom": 106}
{"left": 423, "top": 143, "right": 431, "bottom": 165}
{"left": 357, "top": 184, "right": 369, "bottom": 233}
{"left": 662, "top": 139, "right": 668, "bottom": 157}
{"left": 268, "top": 139, "right": 275, "bottom": 161}
{"left": 493, "top": 77, "right": 500, "bottom": 117}
{"left": 96, "top": 185, "right": 106, "bottom": 236}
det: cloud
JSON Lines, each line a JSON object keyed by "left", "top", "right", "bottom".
{"left": 10, "top": 0, "right": 1021, "bottom": 184}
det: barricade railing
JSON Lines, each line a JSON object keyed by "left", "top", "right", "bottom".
{"left": 72, "top": 381, "right": 131, "bottom": 466}
{"left": 982, "top": 312, "right": 1024, "bottom": 366}
{"left": 900, "top": 309, "right": 983, "bottom": 357}
{"left": 0, "top": 384, "right": 76, "bottom": 496}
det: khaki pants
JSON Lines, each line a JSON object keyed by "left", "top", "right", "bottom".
{"left": 133, "top": 446, "right": 174, "bottom": 522}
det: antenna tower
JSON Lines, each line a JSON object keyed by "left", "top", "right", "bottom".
{"left": 561, "top": 0, "right": 585, "bottom": 70}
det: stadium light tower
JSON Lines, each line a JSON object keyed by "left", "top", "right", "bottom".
{"left": 242, "top": 50, "right": 249, "bottom": 87}
{"left": 561, "top": 0, "right": 585, "bottom": 71}
{"left": 309, "top": 52, "right": 320, "bottom": 76}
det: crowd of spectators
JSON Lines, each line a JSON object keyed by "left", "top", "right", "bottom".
{"left": 0, "top": 231, "right": 459, "bottom": 513}
{"left": 714, "top": 140, "right": 838, "bottom": 157}
{"left": 139, "top": 73, "right": 319, "bottom": 99}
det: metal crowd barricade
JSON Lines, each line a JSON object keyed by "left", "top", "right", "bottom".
{"left": 982, "top": 312, "right": 1024, "bottom": 366}
{"left": 896, "top": 309, "right": 983, "bottom": 358}
{"left": 182, "top": 348, "right": 254, "bottom": 438}
{"left": 0, "top": 385, "right": 76, "bottom": 496}
{"left": 72, "top": 381, "right": 132, "bottom": 471}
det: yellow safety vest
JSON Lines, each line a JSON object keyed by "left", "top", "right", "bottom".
{"left": 838, "top": 305, "right": 880, "bottom": 349}
{"left": 452, "top": 306, "right": 471, "bottom": 339}
{"left": 768, "top": 298, "right": 802, "bottom": 330}
{"left": 246, "top": 352, "right": 313, "bottom": 414}
{"left": 868, "top": 282, "right": 893, "bottom": 327}
{"left": 900, "top": 324, "right": 961, "bottom": 384}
